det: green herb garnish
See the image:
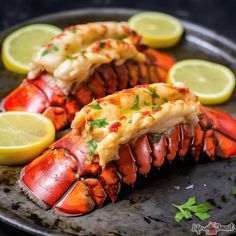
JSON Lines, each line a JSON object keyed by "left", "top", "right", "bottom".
{"left": 172, "top": 197, "right": 215, "bottom": 222}
{"left": 128, "top": 118, "right": 133, "bottom": 124}
{"left": 42, "top": 44, "right": 59, "bottom": 56}
{"left": 163, "top": 98, "right": 168, "bottom": 103}
{"left": 80, "top": 50, "right": 86, "bottom": 55}
{"left": 231, "top": 186, "right": 236, "bottom": 195}
{"left": 152, "top": 104, "right": 160, "bottom": 111}
{"left": 148, "top": 114, "right": 155, "bottom": 120}
{"left": 89, "top": 118, "right": 108, "bottom": 132}
{"left": 144, "top": 101, "right": 150, "bottom": 106}
{"left": 66, "top": 55, "right": 76, "bottom": 60}
{"left": 87, "top": 138, "right": 97, "bottom": 158}
{"left": 131, "top": 95, "right": 140, "bottom": 110}
{"left": 65, "top": 96, "right": 70, "bottom": 101}
{"left": 99, "top": 41, "right": 106, "bottom": 48}
{"left": 147, "top": 87, "right": 160, "bottom": 98}
{"left": 70, "top": 27, "right": 76, "bottom": 33}
{"left": 88, "top": 104, "right": 102, "bottom": 110}
{"left": 152, "top": 133, "right": 162, "bottom": 143}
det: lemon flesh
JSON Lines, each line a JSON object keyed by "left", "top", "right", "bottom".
{"left": 167, "top": 59, "right": 236, "bottom": 105}
{"left": 2, "top": 24, "right": 62, "bottom": 74}
{"left": 128, "top": 12, "right": 184, "bottom": 48}
{"left": 0, "top": 112, "right": 55, "bottom": 165}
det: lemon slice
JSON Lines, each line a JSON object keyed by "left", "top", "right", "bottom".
{"left": 2, "top": 24, "right": 62, "bottom": 74}
{"left": 0, "top": 112, "right": 55, "bottom": 165}
{"left": 128, "top": 12, "right": 184, "bottom": 48}
{"left": 167, "top": 59, "right": 236, "bottom": 105}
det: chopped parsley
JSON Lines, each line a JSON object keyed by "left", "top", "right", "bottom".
{"left": 172, "top": 197, "right": 215, "bottom": 222}
{"left": 162, "top": 98, "right": 168, "bottom": 102}
{"left": 66, "top": 55, "right": 76, "bottom": 60}
{"left": 41, "top": 44, "right": 59, "bottom": 56}
{"left": 88, "top": 104, "right": 102, "bottom": 110}
{"left": 70, "top": 27, "right": 76, "bottom": 33}
{"left": 99, "top": 41, "right": 106, "bottom": 49}
{"left": 128, "top": 118, "right": 133, "bottom": 124}
{"left": 144, "top": 101, "right": 150, "bottom": 106}
{"left": 80, "top": 50, "right": 86, "bottom": 55}
{"left": 65, "top": 96, "right": 70, "bottom": 101}
{"left": 152, "top": 133, "right": 162, "bottom": 143}
{"left": 131, "top": 95, "right": 140, "bottom": 110}
{"left": 231, "top": 186, "right": 236, "bottom": 195}
{"left": 163, "top": 97, "right": 168, "bottom": 103}
{"left": 152, "top": 104, "right": 160, "bottom": 111}
{"left": 147, "top": 87, "right": 160, "bottom": 98}
{"left": 148, "top": 114, "right": 155, "bottom": 120}
{"left": 89, "top": 118, "right": 108, "bottom": 132}
{"left": 87, "top": 138, "right": 97, "bottom": 158}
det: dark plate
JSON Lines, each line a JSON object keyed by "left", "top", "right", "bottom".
{"left": 0, "top": 8, "right": 236, "bottom": 236}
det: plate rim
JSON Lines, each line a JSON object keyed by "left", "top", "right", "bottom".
{"left": 1, "top": 7, "right": 236, "bottom": 236}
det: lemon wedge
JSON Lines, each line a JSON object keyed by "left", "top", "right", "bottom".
{"left": 167, "top": 59, "right": 236, "bottom": 105}
{"left": 2, "top": 24, "right": 62, "bottom": 74}
{"left": 0, "top": 112, "right": 55, "bottom": 165}
{"left": 128, "top": 12, "right": 184, "bottom": 48}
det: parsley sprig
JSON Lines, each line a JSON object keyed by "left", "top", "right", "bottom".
{"left": 172, "top": 197, "right": 215, "bottom": 222}
{"left": 89, "top": 118, "right": 108, "bottom": 132}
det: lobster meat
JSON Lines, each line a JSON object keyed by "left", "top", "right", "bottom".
{"left": 1, "top": 22, "right": 176, "bottom": 130}
{"left": 18, "top": 83, "right": 236, "bottom": 216}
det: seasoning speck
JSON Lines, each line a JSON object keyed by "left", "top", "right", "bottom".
{"left": 186, "top": 184, "right": 194, "bottom": 189}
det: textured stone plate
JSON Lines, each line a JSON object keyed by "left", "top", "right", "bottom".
{"left": 0, "top": 8, "right": 236, "bottom": 236}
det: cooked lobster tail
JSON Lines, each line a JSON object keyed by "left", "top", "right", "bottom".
{"left": 18, "top": 94, "right": 236, "bottom": 216}
{"left": 1, "top": 48, "right": 175, "bottom": 130}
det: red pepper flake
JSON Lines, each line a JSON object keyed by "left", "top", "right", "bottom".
{"left": 123, "top": 89, "right": 135, "bottom": 94}
{"left": 141, "top": 110, "right": 151, "bottom": 116}
{"left": 109, "top": 122, "right": 121, "bottom": 132}
{"left": 53, "top": 33, "right": 64, "bottom": 39}
{"left": 91, "top": 44, "right": 100, "bottom": 53}
{"left": 165, "top": 84, "right": 188, "bottom": 94}
{"left": 66, "top": 26, "right": 77, "bottom": 33}
{"left": 44, "top": 42, "right": 52, "bottom": 48}
{"left": 108, "top": 98, "right": 119, "bottom": 105}
{"left": 119, "top": 116, "right": 127, "bottom": 121}
{"left": 101, "top": 24, "right": 108, "bottom": 34}
{"left": 136, "top": 84, "right": 149, "bottom": 88}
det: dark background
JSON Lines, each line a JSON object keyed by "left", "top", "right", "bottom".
{"left": 0, "top": 0, "right": 235, "bottom": 235}
{"left": 0, "top": 0, "right": 236, "bottom": 41}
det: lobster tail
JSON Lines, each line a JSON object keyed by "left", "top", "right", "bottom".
{"left": 2, "top": 49, "right": 175, "bottom": 130}
{"left": 19, "top": 105, "right": 236, "bottom": 216}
